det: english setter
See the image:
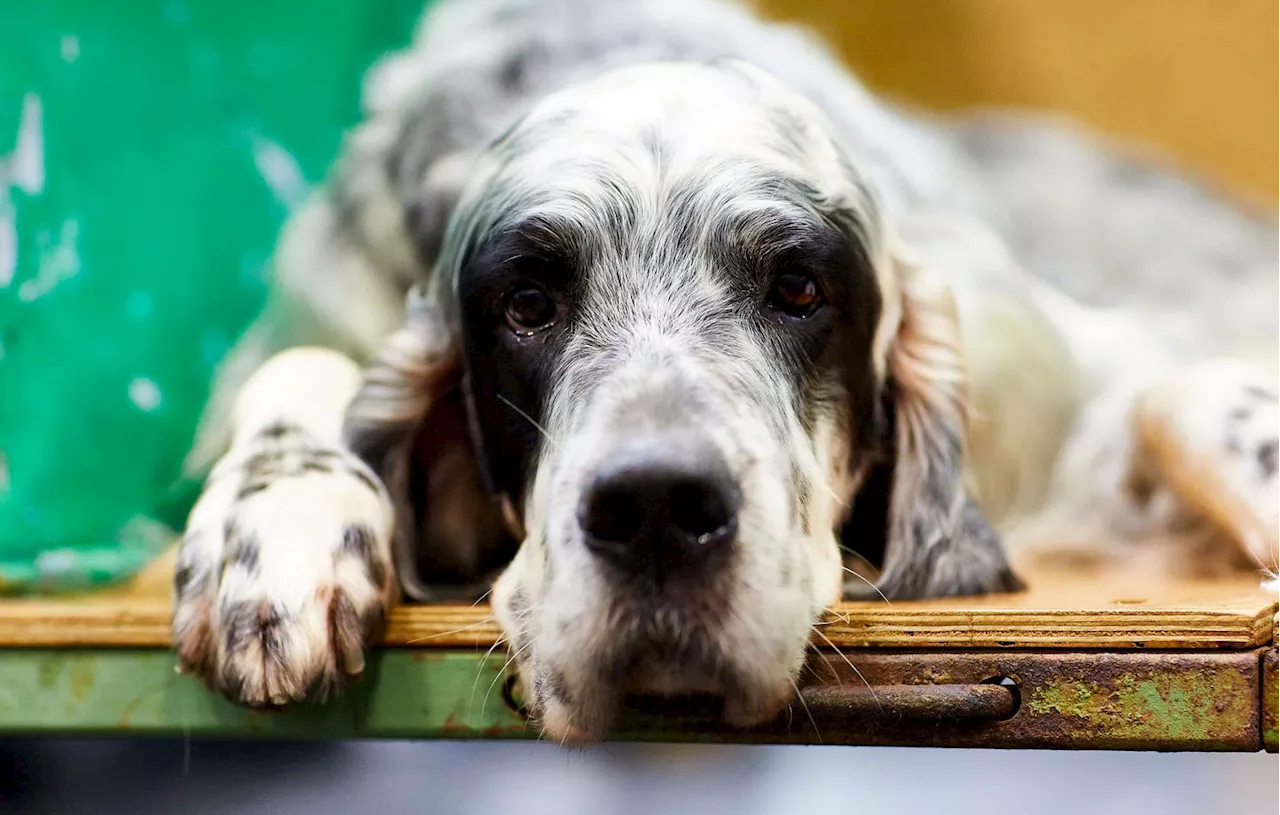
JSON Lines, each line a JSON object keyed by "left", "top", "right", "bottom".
{"left": 173, "top": 0, "right": 1278, "bottom": 742}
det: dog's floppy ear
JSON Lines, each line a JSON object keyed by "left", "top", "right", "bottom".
{"left": 851, "top": 245, "right": 1023, "bottom": 600}
{"left": 343, "top": 285, "right": 515, "bottom": 601}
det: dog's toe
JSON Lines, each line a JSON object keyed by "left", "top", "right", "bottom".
{"left": 211, "top": 584, "right": 382, "bottom": 706}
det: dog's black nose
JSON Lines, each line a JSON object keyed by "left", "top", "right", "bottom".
{"left": 578, "top": 444, "right": 740, "bottom": 580}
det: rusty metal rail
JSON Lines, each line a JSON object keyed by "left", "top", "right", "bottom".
{"left": 10, "top": 645, "right": 1266, "bottom": 749}
{"left": 568, "top": 650, "right": 1273, "bottom": 750}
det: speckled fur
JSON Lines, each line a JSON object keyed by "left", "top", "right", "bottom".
{"left": 176, "top": 0, "right": 1277, "bottom": 739}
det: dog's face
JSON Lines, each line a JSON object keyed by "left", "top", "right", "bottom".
{"left": 348, "top": 61, "right": 1019, "bottom": 743}
{"left": 451, "top": 62, "right": 892, "bottom": 740}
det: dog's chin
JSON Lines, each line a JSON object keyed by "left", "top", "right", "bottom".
{"left": 538, "top": 697, "right": 600, "bottom": 747}
{"left": 523, "top": 643, "right": 804, "bottom": 744}
{"left": 533, "top": 685, "right": 797, "bottom": 746}
{"left": 718, "top": 681, "right": 798, "bottom": 730}
{"left": 535, "top": 685, "right": 795, "bottom": 745}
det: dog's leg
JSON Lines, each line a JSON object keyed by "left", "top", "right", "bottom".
{"left": 173, "top": 348, "right": 395, "bottom": 705}
{"left": 1014, "top": 359, "right": 1278, "bottom": 581}
{"left": 185, "top": 196, "right": 411, "bottom": 478}
{"left": 1129, "top": 362, "right": 1279, "bottom": 577}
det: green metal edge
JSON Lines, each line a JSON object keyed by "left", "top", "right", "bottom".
{"left": 0, "top": 648, "right": 1266, "bottom": 749}
{"left": 0, "top": 649, "right": 529, "bottom": 739}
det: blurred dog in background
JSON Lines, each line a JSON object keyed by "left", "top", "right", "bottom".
{"left": 172, "top": 0, "right": 1278, "bottom": 742}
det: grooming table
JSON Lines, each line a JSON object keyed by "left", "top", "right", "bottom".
{"left": 1, "top": 550, "right": 1274, "bottom": 751}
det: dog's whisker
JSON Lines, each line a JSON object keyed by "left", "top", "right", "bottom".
{"left": 468, "top": 631, "right": 513, "bottom": 712}
{"left": 496, "top": 393, "right": 559, "bottom": 450}
{"left": 802, "top": 643, "right": 846, "bottom": 687}
{"left": 481, "top": 611, "right": 545, "bottom": 721}
{"left": 838, "top": 544, "right": 883, "bottom": 574}
{"left": 813, "top": 607, "right": 852, "bottom": 626}
{"left": 483, "top": 639, "right": 534, "bottom": 713}
{"left": 789, "top": 675, "right": 823, "bottom": 745}
{"left": 841, "top": 565, "right": 891, "bottom": 605}
{"left": 812, "top": 627, "right": 881, "bottom": 712}
{"left": 467, "top": 619, "right": 536, "bottom": 719}
{"left": 486, "top": 639, "right": 532, "bottom": 701}
{"left": 793, "top": 439, "right": 845, "bottom": 510}
{"left": 403, "top": 615, "right": 496, "bottom": 645}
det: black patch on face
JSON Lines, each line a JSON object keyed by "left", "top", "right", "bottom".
{"left": 712, "top": 200, "right": 885, "bottom": 549}
{"left": 808, "top": 221, "right": 884, "bottom": 456}
{"left": 457, "top": 218, "right": 582, "bottom": 506}
{"left": 705, "top": 200, "right": 882, "bottom": 434}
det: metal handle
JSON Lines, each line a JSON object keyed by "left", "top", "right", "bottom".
{"left": 799, "top": 679, "right": 1018, "bottom": 723}
{"left": 505, "top": 674, "right": 1020, "bottom": 727}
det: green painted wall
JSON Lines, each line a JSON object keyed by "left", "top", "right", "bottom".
{"left": 0, "top": 0, "right": 428, "bottom": 590}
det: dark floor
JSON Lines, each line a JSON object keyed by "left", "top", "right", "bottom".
{"left": 2, "top": 739, "right": 1276, "bottom": 815}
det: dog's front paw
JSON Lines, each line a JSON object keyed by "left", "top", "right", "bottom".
{"left": 173, "top": 424, "right": 395, "bottom": 706}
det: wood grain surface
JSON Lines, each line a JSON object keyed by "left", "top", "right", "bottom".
{"left": 1, "top": 546, "right": 1273, "bottom": 649}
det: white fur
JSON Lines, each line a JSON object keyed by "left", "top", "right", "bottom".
{"left": 175, "top": 0, "right": 1278, "bottom": 739}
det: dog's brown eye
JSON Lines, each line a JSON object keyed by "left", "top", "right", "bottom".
{"left": 504, "top": 286, "right": 557, "bottom": 334}
{"left": 768, "top": 273, "right": 822, "bottom": 318}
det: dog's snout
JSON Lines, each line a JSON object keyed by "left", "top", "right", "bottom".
{"left": 579, "top": 442, "right": 740, "bottom": 578}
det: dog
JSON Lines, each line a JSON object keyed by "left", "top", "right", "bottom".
{"left": 172, "top": 0, "right": 1278, "bottom": 743}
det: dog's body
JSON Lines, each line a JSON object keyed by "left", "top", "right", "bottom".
{"left": 175, "top": 0, "right": 1278, "bottom": 741}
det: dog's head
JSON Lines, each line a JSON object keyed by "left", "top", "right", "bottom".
{"left": 346, "top": 61, "right": 1020, "bottom": 742}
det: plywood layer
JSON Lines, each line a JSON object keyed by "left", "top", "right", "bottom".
{"left": 1, "top": 547, "right": 1273, "bottom": 649}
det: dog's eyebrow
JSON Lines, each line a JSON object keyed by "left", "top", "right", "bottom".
{"left": 712, "top": 203, "right": 848, "bottom": 263}
{"left": 736, "top": 207, "right": 831, "bottom": 247}
{"left": 459, "top": 214, "right": 586, "bottom": 296}
{"left": 493, "top": 213, "right": 586, "bottom": 261}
